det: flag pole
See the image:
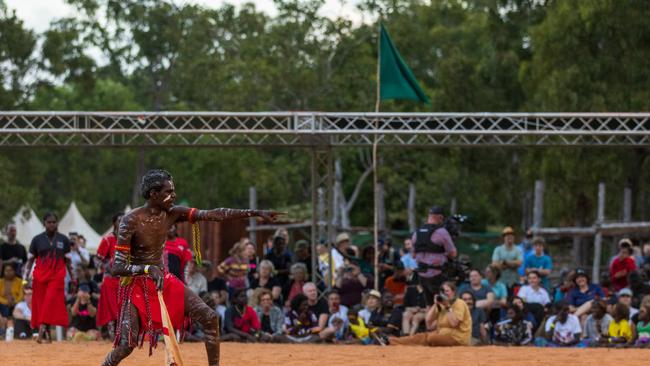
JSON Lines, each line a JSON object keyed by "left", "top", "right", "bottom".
{"left": 373, "top": 22, "right": 381, "bottom": 291}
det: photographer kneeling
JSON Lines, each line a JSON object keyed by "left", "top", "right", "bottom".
{"left": 389, "top": 282, "right": 471, "bottom": 347}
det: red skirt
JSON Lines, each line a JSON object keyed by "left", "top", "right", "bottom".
{"left": 115, "top": 273, "right": 185, "bottom": 349}
{"left": 97, "top": 276, "right": 120, "bottom": 327}
{"left": 31, "top": 277, "right": 68, "bottom": 328}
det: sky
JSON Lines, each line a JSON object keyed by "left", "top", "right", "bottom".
{"left": 5, "top": 0, "right": 363, "bottom": 33}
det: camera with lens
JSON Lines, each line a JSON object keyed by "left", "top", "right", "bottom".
{"left": 435, "top": 293, "right": 448, "bottom": 303}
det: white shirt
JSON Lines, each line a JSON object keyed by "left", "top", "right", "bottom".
{"left": 70, "top": 246, "right": 90, "bottom": 270}
{"left": 517, "top": 285, "right": 551, "bottom": 305}
{"left": 14, "top": 301, "right": 31, "bottom": 320}
{"left": 331, "top": 248, "right": 345, "bottom": 272}
{"left": 185, "top": 272, "right": 207, "bottom": 294}
{"left": 545, "top": 314, "right": 581, "bottom": 342}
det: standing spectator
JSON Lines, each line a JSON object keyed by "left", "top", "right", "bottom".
{"left": 517, "top": 271, "right": 551, "bottom": 306}
{"left": 254, "top": 289, "right": 285, "bottom": 339}
{"left": 461, "top": 291, "right": 488, "bottom": 345}
{"left": 264, "top": 235, "right": 293, "bottom": 284}
{"left": 491, "top": 226, "right": 523, "bottom": 289}
{"left": 66, "top": 285, "right": 99, "bottom": 342}
{"left": 185, "top": 260, "right": 207, "bottom": 295}
{"left": 222, "top": 289, "right": 261, "bottom": 342}
{"left": 23, "top": 212, "right": 73, "bottom": 343}
{"left": 544, "top": 302, "right": 581, "bottom": 347}
{"left": 582, "top": 300, "right": 612, "bottom": 344}
{"left": 69, "top": 234, "right": 90, "bottom": 274}
{"left": 482, "top": 265, "right": 508, "bottom": 324}
{"left": 331, "top": 233, "right": 351, "bottom": 280}
{"left": 0, "top": 223, "right": 27, "bottom": 277}
{"left": 458, "top": 269, "right": 495, "bottom": 310}
{"left": 218, "top": 239, "right": 250, "bottom": 294}
{"left": 243, "top": 239, "right": 259, "bottom": 283}
{"left": 249, "top": 259, "right": 282, "bottom": 304}
{"left": 0, "top": 263, "right": 23, "bottom": 318}
{"left": 12, "top": 287, "right": 33, "bottom": 339}
{"left": 377, "top": 238, "right": 399, "bottom": 288}
{"left": 95, "top": 212, "right": 122, "bottom": 337}
{"left": 566, "top": 268, "right": 604, "bottom": 318}
{"left": 163, "top": 224, "right": 192, "bottom": 281}
{"left": 517, "top": 228, "right": 534, "bottom": 277}
{"left": 402, "top": 284, "right": 427, "bottom": 336}
{"left": 606, "top": 303, "right": 632, "bottom": 344}
{"left": 293, "top": 240, "right": 312, "bottom": 277}
{"left": 411, "top": 205, "right": 457, "bottom": 306}
{"left": 282, "top": 262, "right": 308, "bottom": 305}
{"left": 358, "top": 246, "right": 375, "bottom": 277}
{"left": 389, "top": 281, "right": 471, "bottom": 347}
{"left": 336, "top": 262, "right": 371, "bottom": 308}
{"left": 523, "top": 237, "right": 553, "bottom": 289}
{"left": 383, "top": 261, "right": 408, "bottom": 306}
{"left": 494, "top": 302, "right": 533, "bottom": 346}
{"left": 633, "top": 303, "right": 650, "bottom": 346}
{"left": 284, "top": 293, "right": 320, "bottom": 343}
{"left": 303, "top": 282, "right": 329, "bottom": 331}
{"left": 400, "top": 238, "right": 418, "bottom": 271}
{"left": 610, "top": 239, "right": 637, "bottom": 292}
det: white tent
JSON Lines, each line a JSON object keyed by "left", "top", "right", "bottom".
{"left": 11, "top": 206, "right": 44, "bottom": 249}
{"left": 59, "top": 202, "right": 102, "bottom": 254}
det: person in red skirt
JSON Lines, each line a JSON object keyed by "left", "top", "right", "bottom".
{"left": 101, "top": 169, "right": 282, "bottom": 366}
{"left": 96, "top": 211, "right": 124, "bottom": 339}
{"left": 23, "top": 212, "right": 74, "bottom": 343}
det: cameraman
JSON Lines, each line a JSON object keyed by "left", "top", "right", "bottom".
{"left": 412, "top": 206, "right": 457, "bottom": 306}
{"left": 389, "top": 281, "right": 471, "bottom": 346}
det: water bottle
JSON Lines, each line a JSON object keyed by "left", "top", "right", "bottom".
{"left": 5, "top": 321, "right": 14, "bottom": 342}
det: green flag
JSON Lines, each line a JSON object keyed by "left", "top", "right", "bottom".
{"left": 379, "top": 24, "right": 430, "bottom": 104}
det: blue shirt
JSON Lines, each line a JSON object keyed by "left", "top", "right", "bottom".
{"left": 481, "top": 279, "right": 507, "bottom": 301}
{"left": 523, "top": 254, "right": 553, "bottom": 288}
{"left": 400, "top": 253, "right": 418, "bottom": 270}
{"left": 566, "top": 284, "right": 605, "bottom": 307}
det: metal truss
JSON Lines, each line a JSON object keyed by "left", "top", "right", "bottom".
{"left": 310, "top": 147, "right": 334, "bottom": 291}
{"left": 1, "top": 112, "right": 649, "bottom": 147}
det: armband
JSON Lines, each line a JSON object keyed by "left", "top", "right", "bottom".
{"left": 144, "top": 265, "right": 151, "bottom": 274}
{"left": 189, "top": 208, "right": 198, "bottom": 224}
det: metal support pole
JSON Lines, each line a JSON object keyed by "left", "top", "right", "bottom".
{"left": 408, "top": 183, "right": 416, "bottom": 233}
{"left": 310, "top": 147, "right": 333, "bottom": 292}
{"left": 533, "top": 180, "right": 545, "bottom": 229}
{"left": 592, "top": 182, "right": 606, "bottom": 283}
{"left": 249, "top": 186, "right": 257, "bottom": 246}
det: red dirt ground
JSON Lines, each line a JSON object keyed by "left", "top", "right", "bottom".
{"left": 1, "top": 341, "right": 649, "bottom": 366}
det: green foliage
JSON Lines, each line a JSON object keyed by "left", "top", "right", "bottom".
{"left": 0, "top": 0, "right": 648, "bottom": 234}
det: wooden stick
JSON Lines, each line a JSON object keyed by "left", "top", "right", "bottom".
{"left": 158, "top": 291, "right": 184, "bottom": 366}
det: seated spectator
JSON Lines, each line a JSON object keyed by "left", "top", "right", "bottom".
{"left": 582, "top": 300, "right": 612, "bottom": 345}
{"left": 210, "top": 290, "right": 227, "bottom": 333}
{"left": 482, "top": 265, "right": 508, "bottom": 324}
{"left": 284, "top": 293, "right": 320, "bottom": 343}
{"left": 566, "top": 268, "right": 604, "bottom": 318}
{"left": 504, "top": 296, "right": 539, "bottom": 331}
{"left": 367, "top": 291, "right": 402, "bottom": 337}
{"left": 615, "top": 288, "right": 638, "bottom": 320}
{"left": 0, "top": 263, "right": 23, "bottom": 318}
{"left": 607, "top": 303, "right": 632, "bottom": 345}
{"left": 254, "top": 289, "right": 285, "bottom": 340}
{"left": 303, "top": 282, "right": 329, "bottom": 330}
{"left": 222, "top": 289, "right": 261, "bottom": 342}
{"left": 633, "top": 302, "right": 650, "bottom": 346}
{"left": 218, "top": 239, "right": 250, "bottom": 293}
{"left": 631, "top": 295, "right": 650, "bottom": 327}
{"left": 610, "top": 239, "right": 637, "bottom": 292}
{"left": 282, "top": 262, "right": 308, "bottom": 306}
{"left": 517, "top": 271, "right": 551, "bottom": 306}
{"left": 494, "top": 302, "right": 533, "bottom": 346}
{"left": 249, "top": 259, "right": 282, "bottom": 304}
{"left": 206, "top": 264, "right": 228, "bottom": 303}
{"left": 389, "top": 281, "right": 471, "bottom": 347}
{"left": 12, "top": 287, "right": 33, "bottom": 339}
{"left": 66, "top": 285, "right": 100, "bottom": 342}
{"left": 185, "top": 260, "right": 208, "bottom": 295}
{"left": 460, "top": 291, "right": 488, "bottom": 345}
{"left": 628, "top": 271, "right": 650, "bottom": 307}
{"left": 335, "top": 262, "right": 371, "bottom": 308}
{"left": 402, "top": 284, "right": 427, "bottom": 336}
{"left": 552, "top": 269, "right": 576, "bottom": 303}
{"left": 359, "top": 289, "right": 380, "bottom": 324}
{"left": 383, "top": 262, "right": 408, "bottom": 305}
{"left": 523, "top": 237, "right": 553, "bottom": 289}
{"left": 458, "top": 269, "right": 495, "bottom": 310}
{"left": 347, "top": 304, "right": 386, "bottom": 345}
{"left": 320, "top": 290, "right": 348, "bottom": 342}
{"left": 543, "top": 302, "right": 581, "bottom": 347}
